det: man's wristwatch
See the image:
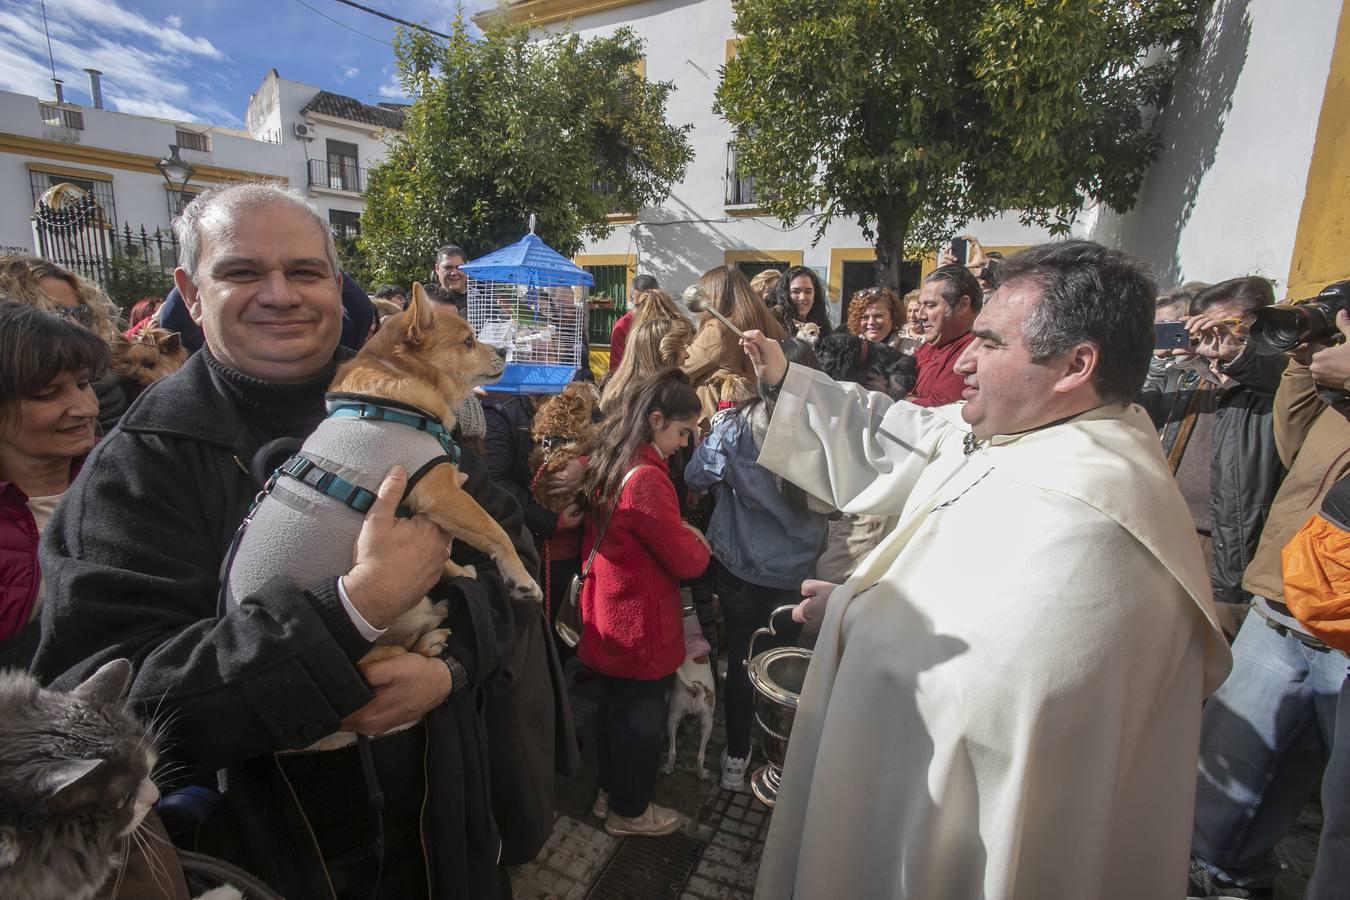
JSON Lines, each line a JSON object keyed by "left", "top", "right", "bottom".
{"left": 439, "top": 652, "right": 468, "bottom": 701}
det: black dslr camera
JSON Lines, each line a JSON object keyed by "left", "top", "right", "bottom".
{"left": 1248, "top": 280, "right": 1349, "bottom": 415}
{"left": 1247, "top": 280, "right": 1350, "bottom": 356}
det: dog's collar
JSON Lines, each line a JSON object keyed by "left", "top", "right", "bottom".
{"left": 539, "top": 435, "right": 571, "bottom": 453}
{"left": 325, "top": 395, "right": 460, "bottom": 464}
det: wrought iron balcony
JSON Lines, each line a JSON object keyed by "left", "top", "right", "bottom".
{"left": 308, "top": 158, "right": 366, "bottom": 193}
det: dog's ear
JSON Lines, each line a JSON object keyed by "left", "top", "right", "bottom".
{"left": 405, "top": 282, "right": 436, "bottom": 345}
{"left": 162, "top": 332, "right": 182, "bottom": 354}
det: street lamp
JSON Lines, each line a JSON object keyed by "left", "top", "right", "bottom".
{"left": 156, "top": 144, "right": 196, "bottom": 215}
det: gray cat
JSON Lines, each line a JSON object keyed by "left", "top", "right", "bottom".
{"left": 0, "top": 659, "right": 238, "bottom": 900}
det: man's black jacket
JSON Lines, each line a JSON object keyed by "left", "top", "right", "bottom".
{"left": 1138, "top": 351, "right": 1286, "bottom": 604}
{"left": 31, "top": 349, "right": 545, "bottom": 899}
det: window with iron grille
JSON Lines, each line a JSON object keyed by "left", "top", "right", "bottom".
{"left": 39, "top": 102, "right": 84, "bottom": 130}
{"left": 166, "top": 190, "right": 196, "bottom": 219}
{"left": 326, "top": 140, "right": 361, "bottom": 192}
{"left": 175, "top": 130, "right": 211, "bottom": 152}
{"left": 329, "top": 209, "right": 361, "bottom": 240}
{"left": 583, "top": 264, "right": 630, "bottom": 346}
{"left": 28, "top": 170, "right": 117, "bottom": 226}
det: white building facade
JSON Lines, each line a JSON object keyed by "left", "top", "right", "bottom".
{"left": 0, "top": 68, "right": 401, "bottom": 269}
{"left": 482, "top": 0, "right": 1350, "bottom": 344}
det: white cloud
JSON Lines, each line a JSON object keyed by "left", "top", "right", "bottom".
{"left": 338, "top": 65, "right": 360, "bottom": 83}
{"left": 166, "top": 14, "right": 182, "bottom": 28}
{"left": 46, "top": 0, "right": 224, "bottom": 60}
{"left": 377, "top": 73, "right": 408, "bottom": 99}
{"left": 0, "top": 0, "right": 240, "bottom": 126}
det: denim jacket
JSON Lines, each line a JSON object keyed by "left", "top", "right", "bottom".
{"left": 684, "top": 404, "right": 827, "bottom": 589}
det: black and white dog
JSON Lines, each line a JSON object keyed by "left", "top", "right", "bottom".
{"left": 818, "top": 330, "right": 918, "bottom": 399}
{"left": 665, "top": 618, "right": 716, "bottom": 780}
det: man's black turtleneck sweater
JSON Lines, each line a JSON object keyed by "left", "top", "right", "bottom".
{"left": 202, "top": 347, "right": 335, "bottom": 448}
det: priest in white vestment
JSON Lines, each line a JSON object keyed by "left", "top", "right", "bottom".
{"left": 741, "top": 241, "right": 1233, "bottom": 900}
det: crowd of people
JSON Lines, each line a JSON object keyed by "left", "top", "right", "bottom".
{"left": 0, "top": 182, "right": 1347, "bottom": 900}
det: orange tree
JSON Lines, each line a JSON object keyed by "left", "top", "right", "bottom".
{"left": 715, "top": 0, "right": 1205, "bottom": 289}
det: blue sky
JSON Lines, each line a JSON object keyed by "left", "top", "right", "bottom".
{"left": 0, "top": 0, "right": 497, "bottom": 127}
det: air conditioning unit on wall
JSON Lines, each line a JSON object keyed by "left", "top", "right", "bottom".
{"left": 293, "top": 122, "right": 313, "bottom": 139}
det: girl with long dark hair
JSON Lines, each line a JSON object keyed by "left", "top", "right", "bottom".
{"left": 578, "top": 370, "right": 711, "bottom": 837}
{"left": 770, "top": 265, "right": 832, "bottom": 335}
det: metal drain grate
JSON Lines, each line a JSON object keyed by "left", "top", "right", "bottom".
{"left": 586, "top": 832, "right": 705, "bottom": 900}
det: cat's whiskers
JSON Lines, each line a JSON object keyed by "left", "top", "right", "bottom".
{"left": 107, "top": 837, "right": 131, "bottom": 898}
{"left": 130, "top": 821, "right": 172, "bottom": 895}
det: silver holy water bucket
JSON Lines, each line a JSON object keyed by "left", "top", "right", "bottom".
{"left": 746, "top": 604, "right": 812, "bottom": 807}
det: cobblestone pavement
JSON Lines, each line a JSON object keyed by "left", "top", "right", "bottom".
{"left": 511, "top": 656, "right": 1322, "bottom": 900}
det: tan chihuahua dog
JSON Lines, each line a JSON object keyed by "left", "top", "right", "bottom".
{"left": 223, "top": 283, "right": 541, "bottom": 698}
{"left": 334, "top": 282, "right": 543, "bottom": 663}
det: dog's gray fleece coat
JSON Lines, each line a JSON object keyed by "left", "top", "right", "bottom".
{"left": 222, "top": 406, "right": 452, "bottom": 606}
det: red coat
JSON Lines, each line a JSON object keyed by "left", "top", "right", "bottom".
{"left": 608, "top": 312, "right": 634, "bottom": 372}
{"left": 0, "top": 480, "right": 42, "bottom": 643}
{"left": 578, "top": 443, "right": 710, "bottom": 679}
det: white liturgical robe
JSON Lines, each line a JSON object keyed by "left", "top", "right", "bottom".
{"left": 752, "top": 365, "right": 1231, "bottom": 900}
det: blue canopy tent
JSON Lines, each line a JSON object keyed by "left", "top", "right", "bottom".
{"left": 462, "top": 232, "right": 593, "bottom": 395}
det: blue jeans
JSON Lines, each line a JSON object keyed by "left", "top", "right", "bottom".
{"left": 1191, "top": 605, "right": 1350, "bottom": 889}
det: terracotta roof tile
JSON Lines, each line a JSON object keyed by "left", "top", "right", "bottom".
{"left": 301, "top": 90, "right": 404, "bottom": 130}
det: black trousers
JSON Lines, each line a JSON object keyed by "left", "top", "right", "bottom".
{"left": 596, "top": 673, "right": 674, "bottom": 817}
{"left": 715, "top": 562, "right": 801, "bottom": 758}
{"left": 279, "top": 724, "right": 429, "bottom": 900}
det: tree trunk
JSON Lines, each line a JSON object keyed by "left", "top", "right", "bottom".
{"left": 873, "top": 200, "right": 914, "bottom": 293}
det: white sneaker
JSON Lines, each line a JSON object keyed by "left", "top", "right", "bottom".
{"left": 592, "top": 789, "right": 609, "bottom": 819}
{"left": 720, "top": 750, "right": 748, "bottom": 791}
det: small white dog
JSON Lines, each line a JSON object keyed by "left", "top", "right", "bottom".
{"left": 795, "top": 321, "right": 822, "bottom": 349}
{"left": 665, "top": 616, "right": 716, "bottom": 780}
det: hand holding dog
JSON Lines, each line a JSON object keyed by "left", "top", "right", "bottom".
{"left": 343, "top": 466, "right": 454, "bottom": 629}
{"left": 340, "top": 651, "right": 452, "bottom": 736}
{"left": 741, "top": 329, "right": 787, "bottom": 387}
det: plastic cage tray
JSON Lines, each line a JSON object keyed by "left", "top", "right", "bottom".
{"left": 485, "top": 362, "right": 578, "bottom": 395}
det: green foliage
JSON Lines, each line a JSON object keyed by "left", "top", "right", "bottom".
{"left": 335, "top": 234, "right": 374, "bottom": 292}
{"left": 361, "top": 13, "right": 693, "bottom": 286}
{"left": 104, "top": 248, "right": 173, "bottom": 315}
{"left": 715, "top": 0, "right": 1204, "bottom": 286}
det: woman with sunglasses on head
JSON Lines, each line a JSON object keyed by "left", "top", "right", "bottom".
{"left": 0, "top": 300, "right": 107, "bottom": 667}
{"left": 0, "top": 256, "right": 127, "bottom": 433}
{"left": 845, "top": 286, "right": 905, "bottom": 346}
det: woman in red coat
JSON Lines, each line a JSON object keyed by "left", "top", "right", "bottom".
{"left": 0, "top": 301, "right": 106, "bottom": 667}
{"left": 579, "top": 370, "right": 710, "bottom": 837}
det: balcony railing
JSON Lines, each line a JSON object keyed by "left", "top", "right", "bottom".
{"left": 40, "top": 102, "right": 84, "bottom": 130}
{"left": 308, "top": 158, "right": 367, "bottom": 193}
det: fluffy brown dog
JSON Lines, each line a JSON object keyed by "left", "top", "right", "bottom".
{"left": 529, "top": 382, "right": 601, "bottom": 513}
{"left": 110, "top": 322, "right": 188, "bottom": 397}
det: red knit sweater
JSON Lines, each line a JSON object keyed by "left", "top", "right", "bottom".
{"left": 911, "top": 329, "right": 975, "bottom": 407}
{"left": 577, "top": 443, "right": 711, "bottom": 679}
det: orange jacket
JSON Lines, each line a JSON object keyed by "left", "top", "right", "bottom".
{"left": 1282, "top": 475, "right": 1350, "bottom": 651}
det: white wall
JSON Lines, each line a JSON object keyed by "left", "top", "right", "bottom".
{"left": 1084, "top": 0, "right": 1340, "bottom": 292}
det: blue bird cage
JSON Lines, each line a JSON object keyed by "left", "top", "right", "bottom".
{"left": 462, "top": 230, "right": 593, "bottom": 395}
